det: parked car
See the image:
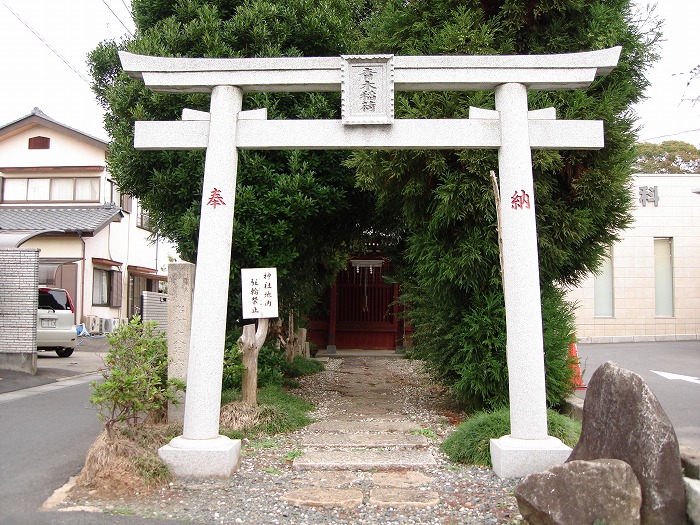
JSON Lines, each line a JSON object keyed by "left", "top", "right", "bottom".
{"left": 37, "top": 287, "right": 77, "bottom": 357}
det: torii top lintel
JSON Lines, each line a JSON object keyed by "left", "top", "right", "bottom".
{"left": 119, "top": 47, "right": 621, "bottom": 94}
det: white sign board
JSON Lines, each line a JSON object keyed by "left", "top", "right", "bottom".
{"left": 241, "top": 268, "right": 278, "bottom": 319}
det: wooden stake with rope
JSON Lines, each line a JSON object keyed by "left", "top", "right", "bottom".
{"left": 490, "top": 170, "right": 505, "bottom": 291}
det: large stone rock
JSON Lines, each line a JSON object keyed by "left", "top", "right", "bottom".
{"left": 515, "top": 459, "right": 642, "bottom": 525}
{"left": 568, "top": 361, "right": 687, "bottom": 525}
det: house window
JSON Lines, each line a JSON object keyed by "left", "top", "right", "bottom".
{"left": 2, "top": 178, "right": 27, "bottom": 200}
{"left": 593, "top": 248, "right": 614, "bottom": 317}
{"left": 27, "top": 178, "right": 50, "bottom": 200}
{"left": 654, "top": 237, "right": 674, "bottom": 317}
{"left": 136, "top": 202, "right": 153, "bottom": 231}
{"left": 50, "top": 178, "right": 74, "bottom": 200}
{"left": 1, "top": 177, "right": 100, "bottom": 202}
{"left": 120, "top": 193, "right": 132, "bottom": 213}
{"left": 92, "top": 268, "right": 123, "bottom": 307}
{"left": 75, "top": 178, "right": 99, "bottom": 201}
{"left": 28, "top": 136, "right": 50, "bottom": 149}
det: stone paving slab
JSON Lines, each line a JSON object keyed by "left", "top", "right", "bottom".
{"left": 369, "top": 487, "right": 441, "bottom": 508}
{"left": 372, "top": 470, "right": 434, "bottom": 488}
{"left": 291, "top": 470, "right": 361, "bottom": 488}
{"left": 300, "top": 432, "right": 429, "bottom": 448}
{"left": 293, "top": 448, "right": 437, "bottom": 471}
{"left": 281, "top": 487, "right": 364, "bottom": 507}
{"left": 306, "top": 419, "right": 422, "bottom": 433}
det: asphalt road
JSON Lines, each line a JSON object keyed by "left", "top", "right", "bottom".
{"left": 576, "top": 340, "right": 700, "bottom": 450}
{"left": 0, "top": 339, "right": 193, "bottom": 525}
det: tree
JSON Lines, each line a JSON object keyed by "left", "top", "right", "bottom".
{"left": 89, "top": 0, "right": 377, "bottom": 327}
{"left": 634, "top": 141, "right": 700, "bottom": 173}
{"left": 348, "top": 0, "right": 660, "bottom": 409}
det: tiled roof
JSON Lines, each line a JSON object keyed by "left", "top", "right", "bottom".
{"left": 0, "top": 205, "right": 123, "bottom": 236}
{"left": 0, "top": 108, "right": 108, "bottom": 148}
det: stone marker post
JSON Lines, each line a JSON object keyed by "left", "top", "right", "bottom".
{"left": 166, "top": 261, "right": 195, "bottom": 425}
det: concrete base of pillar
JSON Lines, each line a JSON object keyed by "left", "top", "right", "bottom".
{"left": 0, "top": 351, "right": 37, "bottom": 375}
{"left": 325, "top": 345, "right": 337, "bottom": 355}
{"left": 158, "top": 435, "right": 241, "bottom": 477}
{"left": 490, "top": 435, "right": 572, "bottom": 478}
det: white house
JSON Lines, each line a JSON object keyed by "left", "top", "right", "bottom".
{"left": 565, "top": 173, "right": 700, "bottom": 342}
{"left": 0, "top": 108, "right": 168, "bottom": 332}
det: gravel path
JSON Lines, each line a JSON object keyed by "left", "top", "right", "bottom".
{"left": 61, "top": 357, "right": 525, "bottom": 524}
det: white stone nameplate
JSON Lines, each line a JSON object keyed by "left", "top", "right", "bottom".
{"left": 342, "top": 55, "right": 394, "bottom": 125}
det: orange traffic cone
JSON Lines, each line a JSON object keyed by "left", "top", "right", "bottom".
{"left": 569, "top": 341, "right": 587, "bottom": 390}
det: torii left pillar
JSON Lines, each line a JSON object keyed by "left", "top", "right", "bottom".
{"left": 158, "top": 85, "right": 243, "bottom": 476}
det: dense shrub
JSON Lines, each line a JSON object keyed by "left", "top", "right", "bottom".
{"left": 408, "top": 284, "right": 577, "bottom": 410}
{"left": 89, "top": 317, "right": 185, "bottom": 438}
{"left": 441, "top": 407, "right": 581, "bottom": 467}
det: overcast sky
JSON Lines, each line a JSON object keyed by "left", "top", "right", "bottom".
{"left": 0, "top": 0, "right": 698, "bottom": 146}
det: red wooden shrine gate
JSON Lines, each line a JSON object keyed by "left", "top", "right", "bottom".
{"left": 308, "top": 257, "right": 408, "bottom": 351}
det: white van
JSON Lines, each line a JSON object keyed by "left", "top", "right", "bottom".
{"left": 37, "top": 287, "right": 77, "bottom": 357}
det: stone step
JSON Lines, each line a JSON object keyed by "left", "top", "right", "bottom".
{"left": 293, "top": 448, "right": 436, "bottom": 471}
{"left": 300, "top": 432, "right": 429, "bottom": 448}
{"left": 306, "top": 419, "right": 422, "bottom": 433}
{"left": 282, "top": 470, "right": 440, "bottom": 508}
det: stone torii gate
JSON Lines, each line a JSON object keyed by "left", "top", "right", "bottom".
{"left": 120, "top": 47, "right": 620, "bottom": 479}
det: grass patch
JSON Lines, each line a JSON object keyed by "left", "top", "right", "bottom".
{"left": 411, "top": 428, "right": 439, "bottom": 439}
{"left": 440, "top": 408, "right": 581, "bottom": 467}
{"left": 281, "top": 450, "right": 303, "bottom": 462}
{"left": 283, "top": 356, "right": 325, "bottom": 378}
{"left": 218, "top": 384, "right": 315, "bottom": 440}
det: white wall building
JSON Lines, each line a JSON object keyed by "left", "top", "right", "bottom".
{"left": 0, "top": 108, "right": 169, "bottom": 332}
{"left": 565, "top": 173, "right": 700, "bottom": 342}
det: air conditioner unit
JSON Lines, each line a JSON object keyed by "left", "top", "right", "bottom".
{"left": 100, "top": 318, "right": 116, "bottom": 333}
{"left": 85, "top": 315, "right": 100, "bottom": 334}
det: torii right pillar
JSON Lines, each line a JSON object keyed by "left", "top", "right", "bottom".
{"left": 489, "top": 82, "right": 573, "bottom": 478}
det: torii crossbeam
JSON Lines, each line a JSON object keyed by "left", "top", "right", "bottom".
{"left": 120, "top": 47, "right": 620, "bottom": 479}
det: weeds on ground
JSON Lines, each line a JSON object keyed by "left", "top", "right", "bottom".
{"left": 440, "top": 407, "right": 581, "bottom": 467}
{"left": 411, "top": 428, "right": 440, "bottom": 439}
{"left": 75, "top": 424, "right": 182, "bottom": 496}
{"left": 219, "top": 384, "right": 315, "bottom": 439}
{"left": 283, "top": 355, "right": 325, "bottom": 378}
{"left": 282, "top": 450, "right": 303, "bottom": 462}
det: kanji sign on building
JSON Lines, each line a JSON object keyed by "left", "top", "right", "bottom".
{"left": 241, "top": 268, "right": 278, "bottom": 319}
{"left": 639, "top": 185, "right": 659, "bottom": 207}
